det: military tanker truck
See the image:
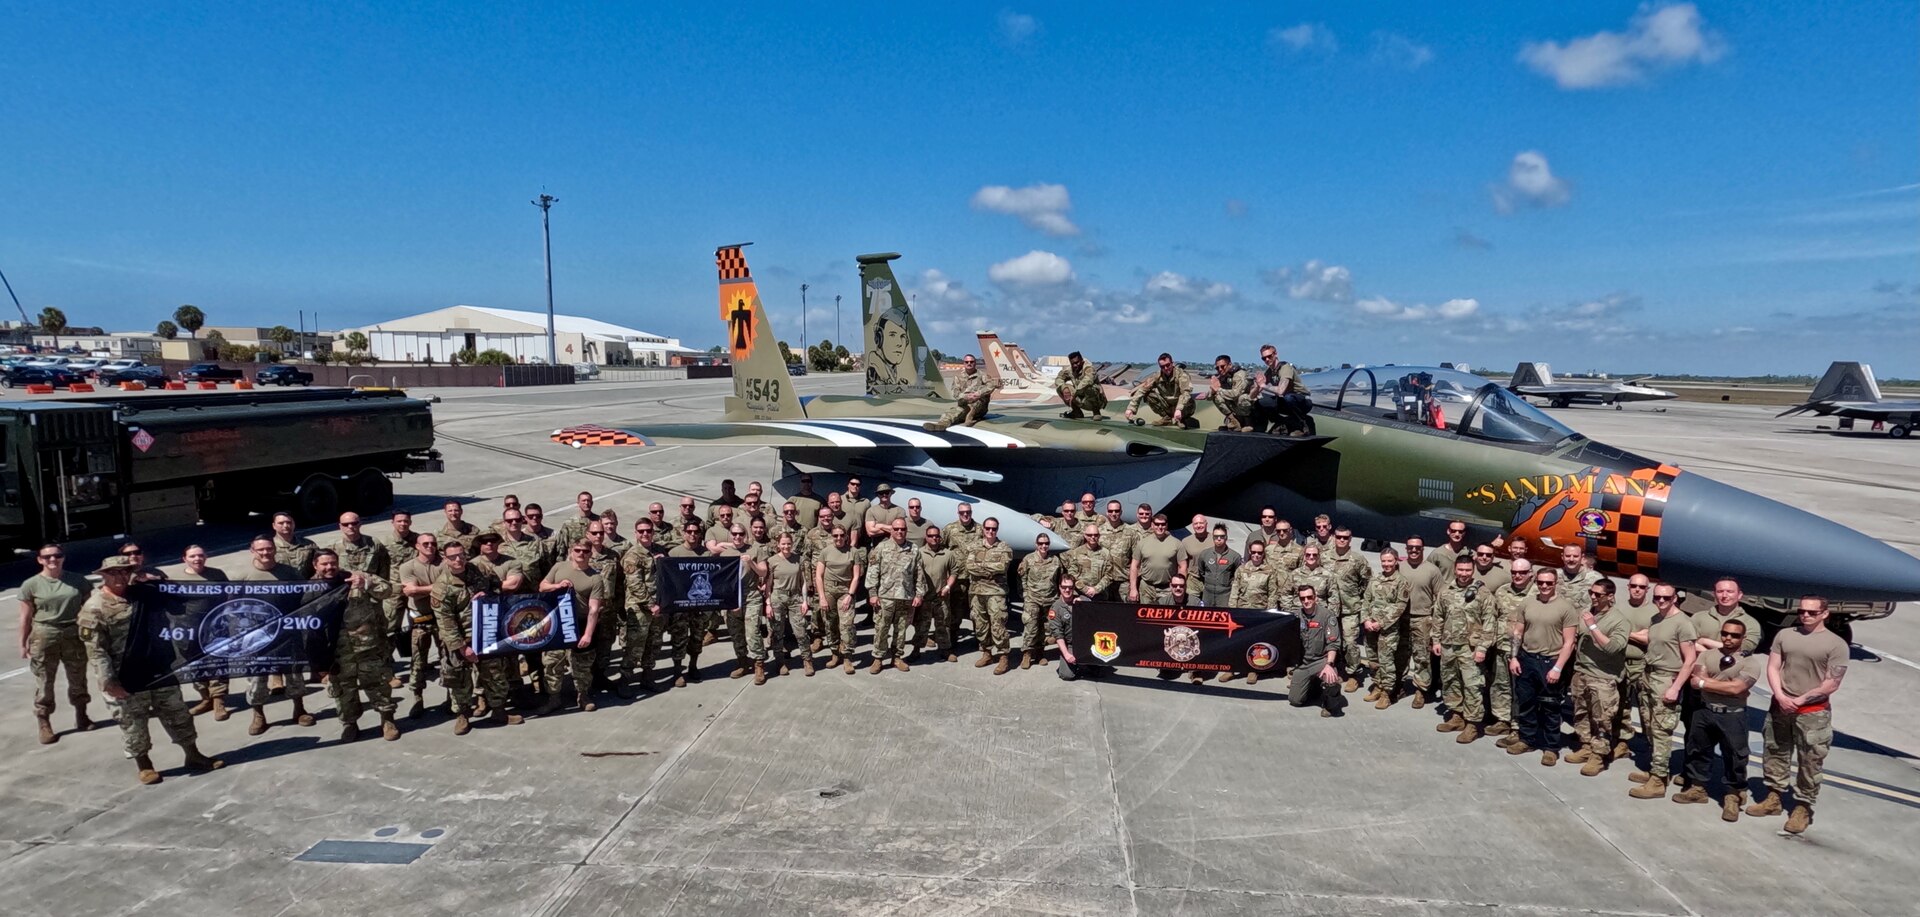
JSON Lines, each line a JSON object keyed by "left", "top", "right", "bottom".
{"left": 0, "top": 387, "right": 440, "bottom": 550}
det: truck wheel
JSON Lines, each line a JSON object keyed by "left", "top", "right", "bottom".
{"left": 296, "top": 475, "right": 340, "bottom": 523}
{"left": 351, "top": 468, "right": 394, "bottom": 513}
{"left": 1891, "top": 424, "right": 1910, "bottom": 440}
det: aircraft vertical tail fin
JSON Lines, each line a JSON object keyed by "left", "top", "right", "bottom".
{"left": 856, "top": 252, "right": 951, "bottom": 399}
{"left": 717, "top": 243, "right": 805, "bottom": 421}
{"left": 1510, "top": 362, "right": 1553, "bottom": 388}
{"left": 1008, "top": 343, "right": 1044, "bottom": 381}
{"left": 1809, "top": 361, "right": 1881, "bottom": 403}
{"left": 976, "top": 332, "right": 1022, "bottom": 386}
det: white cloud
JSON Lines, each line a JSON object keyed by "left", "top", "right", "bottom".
{"left": 1519, "top": 2, "right": 1725, "bottom": 90}
{"left": 997, "top": 10, "right": 1039, "bottom": 46}
{"left": 1371, "top": 32, "right": 1434, "bottom": 69}
{"left": 1350, "top": 295, "right": 1479, "bottom": 322}
{"left": 914, "top": 269, "right": 981, "bottom": 307}
{"left": 988, "top": 250, "right": 1076, "bottom": 286}
{"left": 1436, "top": 298, "right": 1481, "bottom": 319}
{"left": 1523, "top": 293, "right": 1642, "bottom": 333}
{"left": 1263, "top": 259, "right": 1355, "bottom": 303}
{"left": 970, "top": 183, "right": 1081, "bottom": 237}
{"left": 1143, "top": 271, "right": 1236, "bottom": 306}
{"left": 1492, "top": 150, "right": 1572, "bottom": 213}
{"left": 1269, "top": 23, "right": 1337, "bottom": 54}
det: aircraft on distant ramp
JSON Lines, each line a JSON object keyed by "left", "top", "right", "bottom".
{"left": 553, "top": 245, "right": 1920, "bottom": 636}
{"left": 1779, "top": 361, "right": 1920, "bottom": 439}
{"left": 1507, "top": 362, "right": 1676, "bottom": 409}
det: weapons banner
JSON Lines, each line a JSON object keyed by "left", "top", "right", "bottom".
{"left": 470, "top": 592, "right": 579, "bottom": 656}
{"left": 1069, "top": 602, "right": 1303, "bottom": 676}
{"left": 657, "top": 556, "right": 742, "bottom": 613}
{"left": 115, "top": 581, "right": 348, "bottom": 691}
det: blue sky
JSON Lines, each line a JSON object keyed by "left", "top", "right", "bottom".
{"left": 4, "top": 2, "right": 1915, "bottom": 375}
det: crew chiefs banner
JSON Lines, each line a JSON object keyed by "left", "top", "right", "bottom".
{"left": 470, "top": 593, "right": 579, "bottom": 656}
{"left": 657, "top": 556, "right": 742, "bottom": 614}
{"left": 1069, "top": 602, "right": 1304, "bottom": 676}
{"left": 116, "top": 582, "right": 348, "bottom": 692}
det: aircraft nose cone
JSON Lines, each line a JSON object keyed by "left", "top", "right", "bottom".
{"left": 1656, "top": 473, "right": 1920, "bottom": 602}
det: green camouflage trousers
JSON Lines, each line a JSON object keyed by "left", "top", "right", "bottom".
{"left": 440, "top": 650, "right": 474, "bottom": 709}
{"left": 1763, "top": 708, "right": 1833, "bottom": 805}
{"left": 936, "top": 584, "right": 970, "bottom": 651}
{"left": 1614, "top": 658, "right": 1644, "bottom": 738}
{"left": 933, "top": 399, "right": 989, "bottom": 428}
{"left": 1570, "top": 670, "right": 1620, "bottom": 753}
{"left": 541, "top": 645, "right": 596, "bottom": 696}
{"left": 1440, "top": 644, "right": 1484, "bottom": 722}
{"left": 970, "top": 593, "right": 1010, "bottom": 655}
{"left": 331, "top": 645, "right": 397, "bottom": 722}
{"left": 1484, "top": 645, "right": 1515, "bottom": 726}
{"left": 872, "top": 597, "right": 912, "bottom": 659}
{"left": 112, "top": 687, "right": 195, "bottom": 756}
{"left": 1369, "top": 619, "right": 1400, "bottom": 689}
{"left": 1407, "top": 614, "right": 1436, "bottom": 690}
{"left": 1020, "top": 590, "right": 1054, "bottom": 653}
{"left": 1208, "top": 388, "right": 1253, "bottom": 425}
{"left": 29, "top": 625, "right": 89, "bottom": 716}
{"left": 767, "top": 594, "right": 811, "bottom": 661}
{"left": 726, "top": 607, "right": 753, "bottom": 661}
{"left": 408, "top": 620, "right": 439, "bottom": 692}
{"left": 1642, "top": 669, "right": 1683, "bottom": 778}
{"left": 1340, "top": 602, "right": 1367, "bottom": 669}
{"left": 619, "top": 608, "right": 662, "bottom": 680}
{"left": 664, "top": 612, "right": 706, "bottom": 666}
{"left": 816, "top": 592, "right": 857, "bottom": 654}
{"left": 249, "top": 669, "right": 306, "bottom": 706}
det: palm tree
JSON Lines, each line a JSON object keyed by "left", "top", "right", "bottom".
{"left": 38, "top": 307, "right": 67, "bottom": 350}
{"left": 173, "top": 304, "right": 205, "bottom": 339}
{"left": 156, "top": 320, "right": 178, "bottom": 340}
{"left": 342, "top": 331, "right": 369, "bottom": 354}
{"left": 268, "top": 325, "right": 295, "bottom": 345}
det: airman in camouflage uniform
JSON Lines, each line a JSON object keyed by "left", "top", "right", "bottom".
{"left": 80, "top": 557, "right": 223, "bottom": 785}
{"left": 1098, "top": 501, "right": 1141, "bottom": 565}
{"left": 1055, "top": 350, "right": 1108, "bottom": 419}
{"left": 925, "top": 354, "right": 997, "bottom": 431}
{"left": 436, "top": 500, "right": 481, "bottom": 555}
{"left": 1017, "top": 533, "right": 1063, "bottom": 669}
{"left": 1124, "top": 353, "right": 1197, "bottom": 428}
{"left": 1206, "top": 354, "right": 1255, "bottom": 431}
{"left": 1360, "top": 548, "right": 1411, "bottom": 707}
{"left": 584, "top": 521, "right": 628, "bottom": 690}
{"left": 616, "top": 521, "right": 664, "bottom": 695}
{"left": 941, "top": 505, "right": 983, "bottom": 647}
{"left": 380, "top": 512, "right": 421, "bottom": 647}
{"left": 555, "top": 492, "right": 600, "bottom": 551}
{"left": 1229, "top": 542, "right": 1281, "bottom": 609}
{"left": 1282, "top": 547, "right": 1340, "bottom": 620}
{"left": 316, "top": 550, "right": 404, "bottom": 741}
{"left": 332, "top": 512, "right": 390, "bottom": 577}
{"left": 1063, "top": 525, "right": 1122, "bottom": 602}
{"left": 965, "top": 520, "right": 1015, "bottom": 674}
{"left": 664, "top": 524, "right": 713, "bottom": 686}
{"left": 813, "top": 526, "right": 862, "bottom": 673}
{"left": 431, "top": 542, "right": 503, "bottom": 735}
{"left": 864, "top": 519, "right": 920, "bottom": 673}
{"left": 913, "top": 526, "right": 957, "bottom": 660}
{"left": 1327, "top": 528, "right": 1373, "bottom": 690}
{"left": 765, "top": 533, "right": 813, "bottom": 675}
{"left": 272, "top": 512, "right": 319, "bottom": 577}
{"left": 1433, "top": 557, "right": 1497, "bottom": 743}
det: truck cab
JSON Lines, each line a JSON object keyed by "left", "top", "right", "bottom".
{"left": 0, "top": 403, "right": 126, "bottom": 545}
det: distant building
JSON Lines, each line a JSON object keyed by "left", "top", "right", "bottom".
{"left": 342, "top": 306, "right": 694, "bottom": 365}
{"left": 31, "top": 332, "right": 163, "bottom": 358}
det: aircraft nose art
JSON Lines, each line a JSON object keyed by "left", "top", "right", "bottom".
{"left": 1656, "top": 472, "right": 1920, "bottom": 603}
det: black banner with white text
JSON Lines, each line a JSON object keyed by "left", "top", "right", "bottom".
{"left": 1069, "top": 602, "right": 1303, "bottom": 675}
{"left": 470, "top": 592, "right": 579, "bottom": 656}
{"left": 115, "top": 581, "right": 348, "bottom": 691}
{"left": 657, "top": 556, "right": 742, "bottom": 614}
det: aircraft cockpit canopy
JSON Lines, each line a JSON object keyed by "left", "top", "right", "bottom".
{"left": 1304, "top": 366, "right": 1580, "bottom": 447}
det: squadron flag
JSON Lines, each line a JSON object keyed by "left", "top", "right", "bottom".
{"left": 470, "top": 592, "right": 579, "bottom": 656}
{"left": 115, "top": 581, "right": 348, "bottom": 691}
{"left": 657, "top": 556, "right": 742, "bottom": 614}
{"left": 1069, "top": 602, "right": 1304, "bottom": 676}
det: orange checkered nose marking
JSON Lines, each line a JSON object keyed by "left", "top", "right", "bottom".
{"left": 552, "top": 425, "right": 647, "bottom": 447}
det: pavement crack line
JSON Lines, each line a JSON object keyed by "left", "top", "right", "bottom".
{"left": 1093, "top": 681, "right": 1143, "bottom": 917}
{"left": 1513, "top": 759, "right": 1698, "bottom": 917}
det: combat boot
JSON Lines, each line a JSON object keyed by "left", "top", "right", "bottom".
{"left": 1746, "top": 789, "right": 1784, "bottom": 817}
{"left": 1216, "top": 671, "right": 1239, "bottom": 682}
{"left": 36, "top": 714, "right": 55, "bottom": 745}
{"left": 974, "top": 651, "right": 995, "bottom": 668}
{"left": 1580, "top": 756, "right": 1608, "bottom": 778}
{"left": 488, "top": 709, "right": 523, "bottom": 727}
{"left": 1672, "top": 784, "right": 1710, "bottom": 805}
{"left": 1484, "top": 721, "right": 1509, "bottom": 736}
{"left": 380, "top": 713, "right": 402, "bottom": 741}
{"left": 1436, "top": 713, "right": 1465, "bottom": 733}
{"left": 922, "top": 421, "right": 950, "bottom": 432}
{"left": 75, "top": 705, "right": 93, "bottom": 731}
{"left": 1784, "top": 804, "right": 1813, "bottom": 834}
{"left": 408, "top": 692, "right": 426, "bottom": 719}
{"left": 211, "top": 697, "right": 231, "bottom": 721}
{"left": 753, "top": 662, "right": 767, "bottom": 686}
{"left": 1496, "top": 734, "right": 1519, "bottom": 749}
{"left": 535, "top": 693, "right": 563, "bottom": 716}
{"left": 869, "top": 658, "right": 884, "bottom": 674}
{"left": 1505, "top": 740, "right": 1534, "bottom": 756}
{"left": 134, "top": 754, "right": 161, "bottom": 785}
{"left": 803, "top": 656, "right": 816, "bottom": 676}
{"left": 894, "top": 657, "right": 910, "bottom": 673}
{"left": 1363, "top": 685, "right": 1383, "bottom": 703}
{"left": 182, "top": 744, "right": 223, "bottom": 771}
{"left": 1612, "top": 739, "right": 1631, "bottom": 760}
{"left": 453, "top": 713, "right": 471, "bottom": 735}
{"left": 1021, "top": 651, "right": 1036, "bottom": 670}
{"left": 1628, "top": 776, "right": 1668, "bottom": 799}
{"left": 1627, "top": 769, "right": 1653, "bottom": 784}
{"left": 340, "top": 720, "right": 361, "bottom": 743}
{"left": 686, "top": 652, "right": 703, "bottom": 682}
{"left": 189, "top": 697, "right": 215, "bottom": 716}
{"left": 1540, "top": 750, "right": 1558, "bottom": 766}
{"left": 701, "top": 631, "right": 716, "bottom": 647}
{"left": 1456, "top": 724, "right": 1481, "bottom": 744}
{"left": 249, "top": 708, "right": 269, "bottom": 736}
{"left": 1246, "top": 672, "right": 1259, "bottom": 686}
{"left": 578, "top": 691, "right": 596, "bottom": 713}
{"left": 825, "top": 651, "right": 843, "bottom": 669}
{"left": 672, "top": 667, "right": 688, "bottom": 689}
{"left": 1410, "top": 690, "right": 1427, "bottom": 710}
{"left": 729, "top": 657, "right": 750, "bottom": 679}
{"left": 843, "top": 658, "right": 856, "bottom": 674}
{"left": 993, "top": 656, "right": 1010, "bottom": 675}
{"left": 1723, "top": 791, "right": 1744, "bottom": 822}
{"left": 1374, "top": 692, "right": 1395, "bottom": 710}
{"left": 291, "top": 699, "right": 315, "bottom": 727}
{"left": 1565, "top": 749, "right": 1592, "bottom": 765}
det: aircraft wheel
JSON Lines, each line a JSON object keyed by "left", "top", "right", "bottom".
{"left": 1552, "top": 397, "right": 1570, "bottom": 409}
{"left": 1891, "top": 424, "right": 1911, "bottom": 439}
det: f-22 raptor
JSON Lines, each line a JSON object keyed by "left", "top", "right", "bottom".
{"left": 552, "top": 245, "right": 1920, "bottom": 636}
{"left": 1507, "top": 362, "right": 1676, "bottom": 410}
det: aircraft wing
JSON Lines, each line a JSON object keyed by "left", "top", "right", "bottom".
{"left": 552, "top": 417, "right": 1194, "bottom": 454}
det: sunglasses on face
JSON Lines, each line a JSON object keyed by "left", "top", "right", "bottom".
{"left": 1720, "top": 631, "right": 1742, "bottom": 638}
{"left": 40, "top": 553, "right": 64, "bottom": 560}
{"left": 1654, "top": 595, "right": 1676, "bottom": 602}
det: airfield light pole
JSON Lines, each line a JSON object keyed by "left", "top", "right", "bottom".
{"left": 835, "top": 294, "right": 842, "bottom": 355}
{"left": 800, "top": 283, "right": 809, "bottom": 353}
{"left": 532, "top": 193, "right": 559, "bottom": 365}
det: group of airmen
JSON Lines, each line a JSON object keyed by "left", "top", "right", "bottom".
{"left": 925, "top": 343, "right": 1316, "bottom": 436}
{"left": 20, "top": 478, "right": 1849, "bottom": 837}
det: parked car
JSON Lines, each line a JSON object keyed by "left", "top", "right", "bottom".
{"left": 3, "top": 365, "right": 84, "bottom": 388}
{"left": 66, "top": 358, "right": 106, "bottom": 375}
{"left": 179, "top": 362, "right": 244, "bottom": 382}
{"left": 255, "top": 365, "right": 314, "bottom": 386}
{"left": 99, "top": 358, "right": 144, "bottom": 374}
{"left": 571, "top": 362, "right": 600, "bottom": 380}
{"left": 101, "top": 365, "right": 166, "bottom": 385}
{"left": 786, "top": 362, "right": 808, "bottom": 376}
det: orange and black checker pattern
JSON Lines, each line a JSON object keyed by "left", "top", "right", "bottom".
{"left": 715, "top": 247, "right": 750, "bottom": 281}
{"left": 1594, "top": 465, "right": 1683, "bottom": 577}
{"left": 550, "top": 425, "right": 646, "bottom": 447}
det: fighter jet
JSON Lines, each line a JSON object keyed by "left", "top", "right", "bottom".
{"left": 554, "top": 245, "right": 1920, "bottom": 635}
{"left": 1507, "top": 362, "right": 1677, "bottom": 410}
{"left": 1779, "top": 361, "right": 1920, "bottom": 439}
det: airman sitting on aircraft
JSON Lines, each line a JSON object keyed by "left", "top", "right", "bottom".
{"left": 1125, "top": 353, "right": 1197, "bottom": 429}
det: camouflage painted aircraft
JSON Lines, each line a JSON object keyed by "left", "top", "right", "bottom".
{"left": 1507, "top": 362, "right": 1677, "bottom": 409}
{"left": 1779, "top": 361, "right": 1920, "bottom": 439}
{"left": 554, "top": 245, "right": 1920, "bottom": 631}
